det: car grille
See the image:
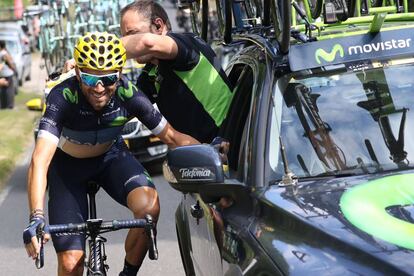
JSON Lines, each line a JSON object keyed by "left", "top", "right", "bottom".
{"left": 122, "top": 121, "right": 138, "bottom": 135}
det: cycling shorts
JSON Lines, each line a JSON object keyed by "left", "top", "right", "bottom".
{"left": 47, "top": 138, "right": 155, "bottom": 252}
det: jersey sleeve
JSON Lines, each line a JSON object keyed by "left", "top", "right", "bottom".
{"left": 37, "top": 85, "right": 73, "bottom": 144}
{"left": 118, "top": 76, "right": 167, "bottom": 135}
{"left": 161, "top": 32, "right": 201, "bottom": 71}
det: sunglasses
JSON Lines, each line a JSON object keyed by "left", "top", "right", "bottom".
{"left": 79, "top": 71, "right": 119, "bottom": 87}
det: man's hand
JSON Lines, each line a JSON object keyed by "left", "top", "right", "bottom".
{"left": 23, "top": 215, "right": 50, "bottom": 259}
{"left": 211, "top": 137, "right": 230, "bottom": 164}
{"left": 0, "top": 78, "right": 8, "bottom": 87}
{"left": 63, "top": 58, "right": 76, "bottom": 73}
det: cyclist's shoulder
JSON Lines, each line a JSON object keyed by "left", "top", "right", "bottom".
{"left": 46, "top": 70, "right": 80, "bottom": 104}
{"left": 115, "top": 74, "right": 140, "bottom": 101}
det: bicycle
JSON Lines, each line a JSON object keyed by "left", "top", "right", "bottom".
{"left": 34, "top": 181, "right": 158, "bottom": 275}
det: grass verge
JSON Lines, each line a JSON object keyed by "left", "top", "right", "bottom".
{"left": 0, "top": 90, "right": 40, "bottom": 192}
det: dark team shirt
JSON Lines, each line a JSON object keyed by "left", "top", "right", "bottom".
{"left": 38, "top": 74, "right": 166, "bottom": 146}
{"left": 137, "top": 32, "right": 233, "bottom": 143}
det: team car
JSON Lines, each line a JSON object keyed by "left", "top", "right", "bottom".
{"left": 162, "top": 0, "right": 414, "bottom": 275}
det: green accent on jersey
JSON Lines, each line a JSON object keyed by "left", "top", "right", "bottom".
{"left": 144, "top": 170, "right": 153, "bottom": 185}
{"left": 174, "top": 53, "right": 233, "bottom": 127}
{"left": 117, "top": 81, "right": 136, "bottom": 101}
{"left": 340, "top": 174, "right": 414, "bottom": 250}
{"left": 109, "top": 116, "right": 128, "bottom": 126}
{"left": 62, "top": 88, "right": 78, "bottom": 104}
{"left": 148, "top": 67, "right": 160, "bottom": 93}
{"left": 315, "top": 44, "right": 344, "bottom": 64}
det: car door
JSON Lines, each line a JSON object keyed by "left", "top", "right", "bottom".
{"left": 178, "top": 46, "right": 264, "bottom": 275}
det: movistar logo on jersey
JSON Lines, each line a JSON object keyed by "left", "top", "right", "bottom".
{"left": 109, "top": 116, "right": 128, "bottom": 126}
{"left": 117, "top": 81, "right": 136, "bottom": 101}
{"left": 315, "top": 44, "right": 344, "bottom": 64}
{"left": 62, "top": 88, "right": 78, "bottom": 104}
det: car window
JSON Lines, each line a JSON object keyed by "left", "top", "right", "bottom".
{"left": 268, "top": 58, "right": 414, "bottom": 180}
{"left": 220, "top": 64, "right": 254, "bottom": 175}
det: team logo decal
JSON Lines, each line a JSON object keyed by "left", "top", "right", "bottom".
{"left": 62, "top": 88, "right": 78, "bottom": 104}
{"left": 315, "top": 44, "right": 344, "bottom": 64}
{"left": 117, "top": 81, "right": 136, "bottom": 101}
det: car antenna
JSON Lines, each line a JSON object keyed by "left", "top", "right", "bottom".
{"left": 278, "top": 136, "right": 298, "bottom": 187}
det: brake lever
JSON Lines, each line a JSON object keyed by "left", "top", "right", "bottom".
{"left": 35, "top": 223, "right": 45, "bottom": 269}
{"left": 145, "top": 215, "right": 158, "bottom": 260}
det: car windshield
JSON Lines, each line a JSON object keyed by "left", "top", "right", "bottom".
{"left": 269, "top": 58, "right": 414, "bottom": 179}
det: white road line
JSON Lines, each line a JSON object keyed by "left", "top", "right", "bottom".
{"left": 0, "top": 185, "right": 13, "bottom": 207}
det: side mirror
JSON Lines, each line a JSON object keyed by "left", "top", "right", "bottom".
{"left": 26, "top": 98, "right": 43, "bottom": 111}
{"left": 163, "top": 144, "right": 224, "bottom": 193}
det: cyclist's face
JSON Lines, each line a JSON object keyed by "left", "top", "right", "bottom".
{"left": 120, "top": 10, "right": 158, "bottom": 36}
{"left": 77, "top": 68, "right": 118, "bottom": 111}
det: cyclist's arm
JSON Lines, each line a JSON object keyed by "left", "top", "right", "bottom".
{"left": 157, "top": 123, "right": 199, "bottom": 148}
{"left": 121, "top": 33, "right": 178, "bottom": 63}
{"left": 27, "top": 138, "right": 57, "bottom": 214}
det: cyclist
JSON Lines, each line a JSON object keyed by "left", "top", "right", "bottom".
{"left": 120, "top": 0, "right": 234, "bottom": 143}
{"left": 23, "top": 32, "right": 199, "bottom": 276}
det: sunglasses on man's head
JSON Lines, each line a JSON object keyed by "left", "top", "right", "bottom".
{"left": 79, "top": 71, "right": 119, "bottom": 87}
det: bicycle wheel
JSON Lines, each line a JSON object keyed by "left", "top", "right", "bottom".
{"left": 306, "top": 0, "right": 324, "bottom": 19}
{"left": 270, "top": 0, "right": 291, "bottom": 54}
{"left": 190, "top": 0, "right": 209, "bottom": 42}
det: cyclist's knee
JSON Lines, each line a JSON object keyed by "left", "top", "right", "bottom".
{"left": 57, "top": 250, "right": 84, "bottom": 275}
{"left": 127, "top": 187, "right": 160, "bottom": 219}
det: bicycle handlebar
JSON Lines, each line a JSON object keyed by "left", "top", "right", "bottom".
{"left": 49, "top": 218, "right": 147, "bottom": 234}
{"left": 35, "top": 216, "right": 158, "bottom": 270}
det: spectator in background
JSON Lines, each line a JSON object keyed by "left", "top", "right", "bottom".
{"left": 0, "top": 40, "right": 17, "bottom": 109}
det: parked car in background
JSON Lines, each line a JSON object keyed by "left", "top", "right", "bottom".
{"left": 0, "top": 21, "right": 31, "bottom": 86}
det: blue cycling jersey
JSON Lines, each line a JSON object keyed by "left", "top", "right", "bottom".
{"left": 38, "top": 74, "right": 166, "bottom": 146}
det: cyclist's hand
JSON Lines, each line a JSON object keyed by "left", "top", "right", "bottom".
{"left": 210, "top": 137, "right": 230, "bottom": 163}
{"left": 63, "top": 58, "right": 76, "bottom": 73}
{"left": 23, "top": 216, "right": 50, "bottom": 259}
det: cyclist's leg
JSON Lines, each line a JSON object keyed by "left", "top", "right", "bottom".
{"left": 99, "top": 140, "right": 159, "bottom": 271}
{"left": 48, "top": 149, "right": 92, "bottom": 275}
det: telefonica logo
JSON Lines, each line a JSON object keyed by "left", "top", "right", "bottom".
{"left": 315, "top": 44, "right": 344, "bottom": 64}
{"left": 315, "top": 38, "right": 412, "bottom": 64}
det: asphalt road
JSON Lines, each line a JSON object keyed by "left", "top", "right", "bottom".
{"left": 0, "top": 148, "right": 186, "bottom": 275}
{"left": 0, "top": 1, "right": 188, "bottom": 275}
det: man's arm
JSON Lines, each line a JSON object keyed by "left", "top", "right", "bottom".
{"left": 156, "top": 122, "right": 199, "bottom": 148}
{"left": 2, "top": 51, "right": 17, "bottom": 74}
{"left": 28, "top": 138, "right": 57, "bottom": 212}
{"left": 121, "top": 33, "right": 178, "bottom": 63}
{"left": 25, "top": 138, "right": 57, "bottom": 259}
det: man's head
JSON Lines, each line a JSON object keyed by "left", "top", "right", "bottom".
{"left": 73, "top": 32, "right": 126, "bottom": 110}
{"left": 0, "top": 40, "right": 5, "bottom": 50}
{"left": 120, "top": 0, "right": 171, "bottom": 36}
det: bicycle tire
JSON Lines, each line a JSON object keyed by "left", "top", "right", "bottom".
{"left": 307, "top": 0, "right": 324, "bottom": 19}
{"left": 190, "top": 0, "right": 209, "bottom": 42}
{"left": 270, "top": 0, "right": 291, "bottom": 54}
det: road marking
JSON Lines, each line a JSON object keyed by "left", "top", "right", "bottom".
{"left": 0, "top": 185, "right": 12, "bottom": 207}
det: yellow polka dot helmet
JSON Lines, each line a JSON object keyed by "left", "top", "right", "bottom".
{"left": 74, "top": 32, "right": 126, "bottom": 71}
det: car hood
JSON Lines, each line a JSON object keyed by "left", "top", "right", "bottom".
{"left": 254, "top": 170, "right": 414, "bottom": 275}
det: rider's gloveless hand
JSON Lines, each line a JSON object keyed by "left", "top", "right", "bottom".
{"left": 23, "top": 216, "right": 50, "bottom": 259}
